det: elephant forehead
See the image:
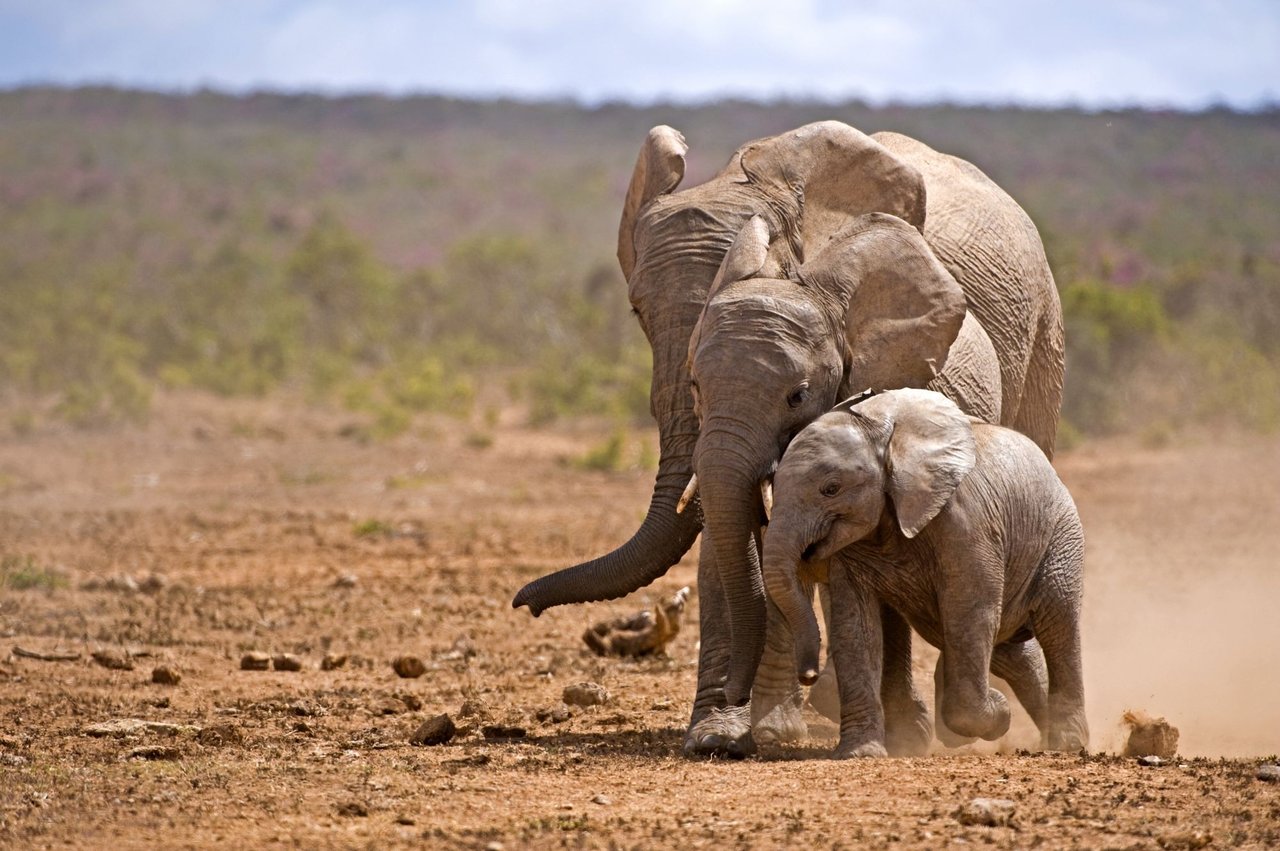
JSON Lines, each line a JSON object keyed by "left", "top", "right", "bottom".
{"left": 704, "top": 288, "right": 824, "bottom": 329}
{"left": 785, "top": 421, "right": 866, "bottom": 466}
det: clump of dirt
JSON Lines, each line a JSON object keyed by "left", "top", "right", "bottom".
{"left": 1122, "top": 710, "right": 1180, "bottom": 758}
{"left": 583, "top": 586, "right": 690, "bottom": 657}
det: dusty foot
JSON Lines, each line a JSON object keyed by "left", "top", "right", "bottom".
{"left": 752, "top": 689, "right": 808, "bottom": 745}
{"left": 884, "top": 696, "right": 933, "bottom": 756}
{"left": 832, "top": 739, "right": 889, "bottom": 759}
{"left": 683, "top": 704, "right": 756, "bottom": 758}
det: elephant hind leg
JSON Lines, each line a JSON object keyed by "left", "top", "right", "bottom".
{"left": 1011, "top": 306, "right": 1065, "bottom": 459}
{"left": 1030, "top": 524, "right": 1088, "bottom": 751}
{"left": 990, "top": 637, "right": 1050, "bottom": 745}
{"left": 880, "top": 604, "right": 932, "bottom": 756}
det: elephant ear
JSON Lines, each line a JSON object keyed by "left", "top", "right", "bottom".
{"left": 802, "top": 212, "right": 966, "bottom": 392}
{"left": 855, "top": 389, "right": 977, "bottom": 538}
{"left": 738, "top": 121, "right": 926, "bottom": 262}
{"left": 705, "top": 214, "right": 776, "bottom": 300}
{"left": 618, "top": 125, "right": 688, "bottom": 281}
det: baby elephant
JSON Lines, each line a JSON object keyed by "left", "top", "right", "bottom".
{"left": 763, "top": 389, "right": 1088, "bottom": 758}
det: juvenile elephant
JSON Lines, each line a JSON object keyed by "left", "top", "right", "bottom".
{"left": 513, "top": 121, "right": 1064, "bottom": 757}
{"left": 681, "top": 212, "right": 1003, "bottom": 754}
{"left": 764, "top": 389, "right": 1089, "bottom": 758}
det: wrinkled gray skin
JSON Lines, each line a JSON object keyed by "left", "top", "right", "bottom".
{"left": 513, "top": 121, "right": 1064, "bottom": 757}
{"left": 765, "top": 390, "right": 1088, "bottom": 758}
{"left": 683, "top": 212, "right": 1003, "bottom": 755}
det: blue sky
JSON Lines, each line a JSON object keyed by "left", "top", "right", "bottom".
{"left": 0, "top": 1, "right": 1276, "bottom": 108}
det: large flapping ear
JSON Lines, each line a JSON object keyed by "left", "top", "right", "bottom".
{"left": 617, "top": 125, "right": 688, "bottom": 280}
{"left": 738, "top": 121, "right": 926, "bottom": 263}
{"left": 855, "top": 389, "right": 976, "bottom": 538}
{"left": 802, "top": 212, "right": 966, "bottom": 393}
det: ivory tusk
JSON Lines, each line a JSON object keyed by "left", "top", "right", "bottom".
{"left": 761, "top": 479, "right": 774, "bottom": 521}
{"left": 676, "top": 473, "right": 699, "bottom": 514}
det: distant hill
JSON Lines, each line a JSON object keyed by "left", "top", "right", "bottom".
{"left": 2, "top": 87, "right": 1277, "bottom": 439}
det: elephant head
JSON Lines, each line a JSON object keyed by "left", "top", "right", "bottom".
{"left": 687, "top": 214, "right": 968, "bottom": 704}
{"left": 762, "top": 390, "right": 976, "bottom": 684}
{"left": 513, "top": 121, "right": 927, "bottom": 616}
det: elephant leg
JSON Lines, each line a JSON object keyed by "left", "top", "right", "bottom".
{"left": 752, "top": 583, "right": 810, "bottom": 745}
{"left": 827, "top": 568, "right": 887, "bottom": 759}
{"left": 933, "top": 653, "right": 976, "bottom": 748}
{"left": 1031, "top": 543, "right": 1088, "bottom": 751}
{"left": 936, "top": 565, "right": 1011, "bottom": 742}
{"left": 1011, "top": 311, "right": 1065, "bottom": 460}
{"left": 684, "top": 530, "right": 755, "bottom": 758}
{"left": 880, "top": 605, "right": 932, "bottom": 756}
{"left": 990, "top": 637, "right": 1050, "bottom": 745}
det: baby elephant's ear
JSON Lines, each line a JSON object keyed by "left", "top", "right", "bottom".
{"left": 858, "top": 389, "right": 976, "bottom": 538}
{"left": 706, "top": 214, "right": 773, "bottom": 299}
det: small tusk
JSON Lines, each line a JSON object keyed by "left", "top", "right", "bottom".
{"left": 676, "top": 474, "right": 699, "bottom": 514}
{"left": 761, "top": 479, "right": 774, "bottom": 521}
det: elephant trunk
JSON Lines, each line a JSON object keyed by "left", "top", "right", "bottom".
{"left": 511, "top": 406, "right": 701, "bottom": 615}
{"left": 697, "top": 434, "right": 770, "bottom": 706}
{"left": 762, "top": 511, "right": 823, "bottom": 686}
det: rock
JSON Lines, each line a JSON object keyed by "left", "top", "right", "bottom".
{"left": 91, "top": 649, "right": 134, "bottom": 671}
{"left": 1258, "top": 763, "right": 1280, "bottom": 782}
{"left": 372, "top": 696, "right": 407, "bottom": 716}
{"left": 484, "top": 843, "right": 504, "bottom": 851}
{"left": 126, "top": 745, "right": 182, "bottom": 761}
{"left": 288, "top": 700, "right": 321, "bottom": 717}
{"left": 197, "top": 724, "right": 243, "bottom": 747}
{"left": 0, "top": 753, "right": 28, "bottom": 767}
{"left": 333, "top": 574, "right": 358, "bottom": 589}
{"left": 481, "top": 724, "right": 527, "bottom": 740}
{"left": 536, "top": 704, "right": 572, "bottom": 724}
{"left": 321, "top": 653, "right": 348, "bottom": 671}
{"left": 151, "top": 665, "right": 181, "bottom": 685}
{"left": 1156, "top": 831, "right": 1213, "bottom": 850}
{"left": 137, "top": 573, "right": 167, "bottom": 594}
{"left": 562, "top": 682, "right": 610, "bottom": 707}
{"left": 591, "top": 794, "right": 611, "bottom": 806}
{"left": 392, "top": 655, "right": 426, "bottom": 678}
{"left": 458, "top": 697, "right": 490, "bottom": 718}
{"left": 272, "top": 653, "right": 303, "bottom": 672}
{"left": 1138, "top": 754, "right": 1166, "bottom": 767}
{"left": 1122, "top": 710, "right": 1179, "bottom": 759}
{"left": 956, "top": 798, "right": 1016, "bottom": 827}
{"left": 583, "top": 586, "right": 690, "bottom": 658}
{"left": 83, "top": 719, "right": 199, "bottom": 738}
{"left": 240, "top": 652, "right": 271, "bottom": 671}
{"left": 336, "top": 801, "right": 368, "bottom": 818}
{"left": 394, "top": 815, "right": 416, "bottom": 826}
{"left": 409, "top": 714, "right": 456, "bottom": 746}
{"left": 395, "top": 693, "right": 423, "bottom": 712}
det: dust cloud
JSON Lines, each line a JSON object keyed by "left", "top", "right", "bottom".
{"left": 1061, "top": 432, "right": 1280, "bottom": 758}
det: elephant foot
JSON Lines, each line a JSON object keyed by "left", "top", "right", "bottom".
{"left": 683, "top": 704, "right": 756, "bottom": 759}
{"left": 833, "top": 739, "right": 888, "bottom": 760}
{"left": 884, "top": 696, "right": 933, "bottom": 757}
{"left": 936, "top": 721, "right": 978, "bottom": 749}
{"left": 752, "top": 693, "right": 808, "bottom": 745}
{"left": 805, "top": 665, "right": 841, "bottom": 723}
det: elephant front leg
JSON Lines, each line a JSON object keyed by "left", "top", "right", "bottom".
{"left": 684, "top": 532, "right": 755, "bottom": 758}
{"left": 936, "top": 566, "right": 1011, "bottom": 742}
{"left": 827, "top": 568, "right": 888, "bottom": 758}
{"left": 880, "top": 605, "right": 932, "bottom": 756}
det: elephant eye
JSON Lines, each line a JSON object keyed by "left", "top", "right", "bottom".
{"left": 820, "top": 481, "right": 840, "bottom": 497}
{"left": 787, "top": 382, "right": 810, "bottom": 409}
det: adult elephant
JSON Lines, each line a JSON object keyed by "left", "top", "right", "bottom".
{"left": 513, "top": 121, "right": 1064, "bottom": 753}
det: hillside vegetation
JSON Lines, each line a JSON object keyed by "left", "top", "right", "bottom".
{"left": 2, "top": 87, "right": 1278, "bottom": 442}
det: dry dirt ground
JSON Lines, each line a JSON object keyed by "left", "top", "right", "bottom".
{"left": 1, "top": 394, "right": 1277, "bottom": 850}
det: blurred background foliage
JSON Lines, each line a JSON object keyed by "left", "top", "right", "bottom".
{"left": 1, "top": 87, "right": 1277, "bottom": 441}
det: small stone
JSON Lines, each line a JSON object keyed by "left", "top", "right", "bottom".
{"left": 392, "top": 656, "right": 426, "bottom": 678}
{"left": 562, "top": 682, "right": 610, "bottom": 707}
{"left": 536, "top": 704, "right": 572, "bottom": 724}
{"left": 336, "top": 801, "right": 368, "bottom": 818}
{"left": 458, "top": 698, "right": 489, "bottom": 718}
{"left": 272, "top": 653, "right": 303, "bottom": 672}
{"left": 126, "top": 745, "right": 182, "bottom": 761}
{"left": 409, "top": 714, "right": 455, "bottom": 746}
{"left": 394, "top": 815, "right": 416, "bottom": 826}
{"left": 395, "top": 693, "right": 423, "bottom": 712}
{"left": 197, "top": 724, "right": 243, "bottom": 747}
{"left": 321, "top": 653, "right": 348, "bottom": 671}
{"left": 83, "top": 719, "right": 198, "bottom": 738}
{"left": 484, "top": 842, "right": 504, "bottom": 851}
{"left": 333, "top": 574, "right": 358, "bottom": 589}
{"left": 0, "top": 753, "right": 28, "bottom": 766}
{"left": 151, "top": 666, "right": 181, "bottom": 686}
{"left": 1138, "top": 754, "right": 1165, "bottom": 767}
{"left": 481, "top": 724, "right": 527, "bottom": 740}
{"left": 591, "top": 794, "right": 611, "bottom": 806}
{"left": 137, "top": 573, "right": 167, "bottom": 594}
{"left": 240, "top": 652, "right": 271, "bottom": 671}
{"left": 1257, "top": 764, "right": 1280, "bottom": 782}
{"left": 288, "top": 700, "right": 321, "bottom": 717}
{"left": 1156, "top": 831, "right": 1213, "bottom": 850}
{"left": 956, "top": 798, "right": 1016, "bottom": 827}
{"left": 372, "top": 696, "right": 406, "bottom": 716}
{"left": 91, "top": 650, "right": 134, "bottom": 671}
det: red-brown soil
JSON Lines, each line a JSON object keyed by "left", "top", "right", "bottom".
{"left": 1, "top": 394, "right": 1277, "bottom": 849}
